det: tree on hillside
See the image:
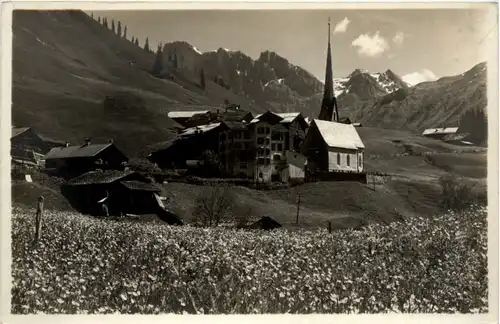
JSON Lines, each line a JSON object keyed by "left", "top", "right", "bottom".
{"left": 131, "top": 36, "right": 135, "bottom": 44}
{"left": 97, "top": 16, "right": 101, "bottom": 24}
{"left": 151, "top": 43, "right": 163, "bottom": 76}
{"left": 193, "top": 182, "right": 235, "bottom": 227}
{"left": 91, "top": 12, "right": 94, "bottom": 19}
{"left": 144, "top": 37, "right": 150, "bottom": 52}
{"left": 200, "top": 68, "right": 206, "bottom": 90}
{"left": 103, "top": 17, "right": 108, "bottom": 28}
{"left": 173, "top": 50, "right": 178, "bottom": 69}
{"left": 117, "top": 21, "right": 122, "bottom": 37}
{"left": 123, "top": 26, "right": 127, "bottom": 39}
{"left": 111, "top": 20, "right": 116, "bottom": 34}
{"left": 135, "top": 37, "right": 139, "bottom": 46}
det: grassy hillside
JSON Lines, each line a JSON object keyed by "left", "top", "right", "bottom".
{"left": 12, "top": 10, "right": 261, "bottom": 155}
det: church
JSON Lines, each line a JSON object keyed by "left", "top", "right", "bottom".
{"left": 301, "top": 19, "right": 366, "bottom": 178}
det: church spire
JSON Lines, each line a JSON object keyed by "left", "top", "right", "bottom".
{"left": 318, "top": 17, "right": 339, "bottom": 122}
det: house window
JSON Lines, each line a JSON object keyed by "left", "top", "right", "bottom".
{"left": 235, "top": 132, "right": 242, "bottom": 139}
{"left": 277, "top": 143, "right": 283, "bottom": 151}
{"left": 257, "top": 137, "right": 264, "bottom": 145}
{"left": 265, "top": 148, "right": 270, "bottom": 156}
{"left": 257, "top": 158, "right": 265, "bottom": 165}
{"left": 273, "top": 154, "right": 281, "bottom": 161}
{"left": 264, "top": 138, "right": 270, "bottom": 145}
{"left": 347, "top": 155, "right": 350, "bottom": 166}
{"left": 243, "top": 132, "right": 251, "bottom": 139}
{"left": 258, "top": 127, "right": 265, "bottom": 134}
{"left": 265, "top": 158, "right": 271, "bottom": 165}
{"left": 220, "top": 133, "right": 226, "bottom": 141}
{"left": 337, "top": 153, "right": 341, "bottom": 165}
{"left": 265, "top": 127, "right": 270, "bottom": 134}
{"left": 271, "top": 143, "right": 276, "bottom": 150}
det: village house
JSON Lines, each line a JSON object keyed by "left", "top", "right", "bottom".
{"left": 44, "top": 138, "right": 129, "bottom": 178}
{"left": 300, "top": 119, "right": 365, "bottom": 178}
{"left": 218, "top": 111, "right": 309, "bottom": 182}
{"left": 422, "top": 127, "right": 459, "bottom": 140}
{"left": 148, "top": 122, "right": 226, "bottom": 170}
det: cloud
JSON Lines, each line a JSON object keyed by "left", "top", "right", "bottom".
{"left": 392, "top": 32, "right": 405, "bottom": 45}
{"left": 351, "top": 31, "right": 390, "bottom": 57}
{"left": 333, "top": 17, "right": 351, "bottom": 34}
{"left": 388, "top": 53, "right": 397, "bottom": 59}
{"left": 402, "top": 69, "right": 438, "bottom": 86}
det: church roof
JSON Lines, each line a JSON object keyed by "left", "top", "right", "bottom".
{"left": 313, "top": 119, "right": 365, "bottom": 150}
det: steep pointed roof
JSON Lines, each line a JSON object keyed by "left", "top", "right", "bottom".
{"left": 323, "top": 19, "right": 334, "bottom": 104}
{"left": 318, "top": 18, "right": 339, "bottom": 122}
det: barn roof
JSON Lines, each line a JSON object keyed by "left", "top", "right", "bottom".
{"left": 44, "top": 143, "right": 115, "bottom": 160}
{"left": 313, "top": 119, "right": 365, "bottom": 150}
{"left": 422, "top": 127, "right": 459, "bottom": 135}
{"left": 168, "top": 110, "right": 210, "bottom": 119}
{"left": 121, "top": 181, "right": 160, "bottom": 192}
{"left": 66, "top": 170, "right": 138, "bottom": 185}
{"left": 11, "top": 127, "right": 30, "bottom": 138}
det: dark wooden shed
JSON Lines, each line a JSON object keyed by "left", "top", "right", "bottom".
{"left": 248, "top": 216, "right": 282, "bottom": 230}
{"left": 61, "top": 170, "right": 155, "bottom": 216}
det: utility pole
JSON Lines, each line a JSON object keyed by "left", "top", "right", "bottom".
{"left": 296, "top": 190, "right": 301, "bottom": 224}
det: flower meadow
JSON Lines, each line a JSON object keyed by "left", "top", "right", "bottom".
{"left": 11, "top": 205, "right": 488, "bottom": 314}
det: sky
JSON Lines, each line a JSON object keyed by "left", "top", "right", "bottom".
{"left": 93, "top": 8, "right": 497, "bottom": 85}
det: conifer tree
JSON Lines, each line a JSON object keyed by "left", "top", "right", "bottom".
{"left": 91, "top": 12, "right": 94, "bottom": 19}
{"left": 200, "top": 68, "right": 206, "bottom": 90}
{"left": 103, "top": 17, "right": 108, "bottom": 29}
{"left": 131, "top": 36, "right": 135, "bottom": 44}
{"left": 97, "top": 16, "right": 101, "bottom": 24}
{"left": 123, "top": 26, "right": 127, "bottom": 39}
{"left": 111, "top": 20, "right": 116, "bottom": 34}
{"left": 151, "top": 43, "right": 163, "bottom": 76}
{"left": 117, "top": 21, "right": 122, "bottom": 37}
{"left": 144, "top": 37, "right": 150, "bottom": 52}
{"left": 135, "top": 37, "right": 139, "bottom": 46}
{"left": 173, "top": 51, "right": 178, "bottom": 69}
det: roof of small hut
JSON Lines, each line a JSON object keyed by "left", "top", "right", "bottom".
{"left": 66, "top": 170, "right": 144, "bottom": 186}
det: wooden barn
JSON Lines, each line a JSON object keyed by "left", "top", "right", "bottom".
{"left": 248, "top": 216, "right": 282, "bottom": 230}
{"left": 301, "top": 119, "right": 365, "bottom": 179}
{"left": 422, "top": 127, "right": 459, "bottom": 140}
{"left": 44, "top": 139, "right": 128, "bottom": 178}
{"left": 61, "top": 170, "right": 182, "bottom": 225}
{"left": 11, "top": 127, "right": 50, "bottom": 156}
{"left": 148, "top": 123, "right": 225, "bottom": 169}
{"left": 167, "top": 110, "right": 210, "bottom": 127}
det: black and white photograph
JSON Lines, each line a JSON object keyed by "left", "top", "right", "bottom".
{"left": 0, "top": 1, "right": 498, "bottom": 321}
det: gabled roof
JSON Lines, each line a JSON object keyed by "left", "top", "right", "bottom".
{"left": 250, "top": 111, "right": 283, "bottom": 124}
{"left": 277, "top": 112, "right": 301, "bottom": 124}
{"left": 121, "top": 181, "right": 160, "bottom": 192}
{"left": 66, "top": 170, "right": 138, "bottom": 185}
{"left": 179, "top": 122, "right": 222, "bottom": 137}
{"left": 11, "top": 127, "right": 31, "bottom": 138}
{"left": 422, "top": 127, "right": 459, "bottom": 135}
{"left": 168, "top": 110, "right": 210, "bottom": 119}
{"left": 221, "top": 120, "right": 249, "bottom": 131}
{"left": 44, "top": 143, "right": 114, "bottom": 160}
{"left": 313, "top": 119, "right": 365, "bottom": 150}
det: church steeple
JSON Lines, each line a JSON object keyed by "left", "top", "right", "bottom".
{"left": 318, "top": 17, "right": 339, "bottom": 122}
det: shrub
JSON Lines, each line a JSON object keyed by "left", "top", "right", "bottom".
{"left": 192, "top": 182, "right": 236, "bottom": 227}
{"left": 438, "top": 174, "right": 480, "bottom": 211}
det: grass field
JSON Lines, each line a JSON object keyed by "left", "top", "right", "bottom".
{"left": 11, "top": 205, "right": 488, "bottom": 314}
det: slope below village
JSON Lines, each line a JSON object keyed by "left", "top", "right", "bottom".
{"left": 10, "top": 10, "right": 488, "bottom": 229}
